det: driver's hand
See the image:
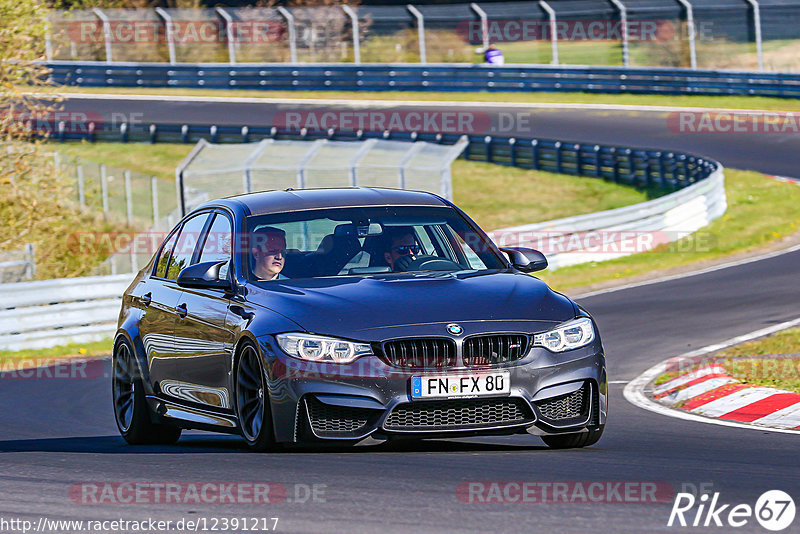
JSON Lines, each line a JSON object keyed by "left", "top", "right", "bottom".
{"left": 394, "top": 254, "right": 416, "bottom": 272}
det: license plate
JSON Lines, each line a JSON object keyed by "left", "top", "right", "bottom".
{"left": 410, "top": 372, "right": 510, "bottom": 399}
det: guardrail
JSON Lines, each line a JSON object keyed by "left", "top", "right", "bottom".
{"left": 0, "top": 274, "right": 130, "bottom": 351}
{"left": 46, "top": 62, "right": 800, "bottom": 98}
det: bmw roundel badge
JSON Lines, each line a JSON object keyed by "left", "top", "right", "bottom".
{"left": 447, "top": 323, "right": 464, "bottom": 336}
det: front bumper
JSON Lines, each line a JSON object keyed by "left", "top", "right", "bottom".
{"left": 258, "top": 336, "right": 607, "bottom": 443}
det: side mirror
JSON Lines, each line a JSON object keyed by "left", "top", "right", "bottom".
{"left": 177, "top": 261, "right": 232, "bottom": 290}
{"left": 500, "top": 247, "right": 548, "bottom": 273}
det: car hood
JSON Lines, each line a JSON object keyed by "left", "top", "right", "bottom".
{"left": 245, "top": 271, "right": 576, "bottom": 341}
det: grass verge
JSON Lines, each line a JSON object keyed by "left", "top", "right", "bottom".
{"left": 44, "top": 86, "right": 800, "bottom": 112}
{"left": 0, "top": 339, "right": 112, "bottom": 366}
{"left": 654, "top": 328, "right": 800, "bottom": 393}
{"left": 538, "top": 169, "right": 800, "bottom": 291}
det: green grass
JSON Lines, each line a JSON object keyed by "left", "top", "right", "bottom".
{"left": 538, "top": 169, "right": 800, "bottom": 291}
{"left": 654, "top": 328, "right": 800, "bottom": 394}
{"left": 42, "top": 86, "right": 800, "bottom": 112}
{"left": 54, "top": 141, "right": 193, "bottom": 181}
{"left": 0, "top": 339, "right": 112, "bottom": 364}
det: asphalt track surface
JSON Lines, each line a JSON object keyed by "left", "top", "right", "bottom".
{"left": 58, "top": 95, "right": 800, "bottom": 177}
{"left": 2, "top": 95, "right": 799, "bottom": 533}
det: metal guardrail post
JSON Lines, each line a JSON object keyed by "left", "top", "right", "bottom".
{"left": 484, "top": 136, "right": 493, "bottom": 162}
{"left": 342, "top": 5, "right": 361, "bottom": 64}
{"left": 407, "top": 5, "right": 427, "bottom": 64}
{"left": 277, "top": 7, "right": 298, "bottom": 64}
{"left": 608, "top": 0, "right": 630, "bottom": 67}
{"left": 151, "top": 176, "right": 159, "bottom": 227}
{"left": 574, "top": 144, "right": 582, "bottom": 175}
{"left": 215, "top": 7, "right": 237, "bottom": 65}
{"left": 155, "top": 8, "right": 177, "bottom": 65}
{"left": 509, "top": 138, "right": 517, "bottom": 166}
{"left": 77, "top": 165, "right": 86, "bottom": 209}
{"left": 531, "top": 139, "right": 539, "bottom": 169}
{"left": 676, "top": 0, "right": 697, "bottom": 69}
{"left": 745, "top": 0, "right": 764, "bottom": 71}
{"left": 100, "top": 164, "right": 109, "bottom": 216}
{"left": 554, "top": 141, "right": 563, "bottom": 172}
{"left": 594, "top": 145, "right": 602, "bottom": 177}
{"left": 539, "top": 0, "right": 559, "bottom": 65}
{"left": 92, "top": 8, "right": 113, "bottom": 64}
{"left": 124, "top": 170, "right": 133, "bottom": 226}
{"left": 470, "top": 3, "right": 489, "bottom": 52}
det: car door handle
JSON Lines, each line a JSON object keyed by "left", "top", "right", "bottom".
{"left": 140, "top": 292, "right": 151, "bottom": 307}
{"left": 176, "top": 303, "right": 188, "bottom": 318}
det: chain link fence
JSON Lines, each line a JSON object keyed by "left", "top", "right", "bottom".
{"left": 47, "top": 1, "right": 800, "bottom": 71}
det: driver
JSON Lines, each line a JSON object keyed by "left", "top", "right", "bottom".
{"left": 383, "top": 227, "right": 422, "bottom": 271}
{"left": 250, "top": 226, "right": 288, "bottom": 280}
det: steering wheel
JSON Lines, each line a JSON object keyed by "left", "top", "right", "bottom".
{"left": 393, "top": 255, "right": 463, "bottom": 272}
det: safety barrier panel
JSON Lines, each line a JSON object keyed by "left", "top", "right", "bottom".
{"left": 46, "top": 62, "right": 800, "bottom": 98}
{"left": 0, "top": 274, "right": 131, "bottom": 351}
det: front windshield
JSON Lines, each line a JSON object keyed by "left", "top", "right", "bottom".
{"left": 243, "top": 206, "right": 506, "bottom": 281}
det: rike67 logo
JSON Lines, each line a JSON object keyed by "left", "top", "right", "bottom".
{"left": 668, "top": 490, "right": 795, "bottom": 531}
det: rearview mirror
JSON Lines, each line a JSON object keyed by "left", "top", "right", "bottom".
{"left": 177, "top": 261, "right": 232, "bottom": 290}
{"left": 500, "top": 247, "right": 548, "bottom": 273}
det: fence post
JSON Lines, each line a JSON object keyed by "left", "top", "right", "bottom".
{"left": 155, "top": 8, "right": 177, "bottom": 65}
{"left": 342, "top": 5, "right": 361, "bottom": 64}
{"left": 745, "top": 0, "right": 764, "bottom": 71}
{"left": 484, "top": 136, "right": 493, "bottom": 162}
{"left": 77, "top": 164, "right": 86, "bottom": 209}
{"left": 100, "top": 164, "right": 109, "bottom": 217}
{"left": 539, "top": 0, "right": 559, "bottom": 65}
{"left": 611, "top": 147, "right": 620, "bottom": 182}
{"left": 149, "top": 124, "right": 157, "bottom": 143}
{"left": 470, "top": 3, "right": 489, "bottom": 52}
{"left": 277, "top": 7, "right": 298, "bottom": 64}
{"left": 574, "top": 143, "right": 582, "bottom": 175}
{"left": 151, "top": 176, "right": 159, "bottom": 228}
{"left": 509, "top": 138, "right": 517, "bottom": 166}
{"left": 407, "top": 5, "right": 427, "bottom": 64}
{"left": 124, "top": 170, "right": 134, "bottom": 226}
{"left": 93, "top": 8, "right": 113, "bottom": 63}
{"left": 120, "top": 122, "right": 128, "bottom": 143}
{"left": 181, "top": 124, "right": 189, "bottom": 143}
{"left": 215, "top": 7, "right": 237, "bottom": 65}
{"left": 25, "top": 243, "right": 35, "bottom": 280}
{"left": 676, "top": 0, "right": 697, "bottom": 69}
{"left": 608, "top": 0, "right": 629, "bottom": 67}
{"left": 531, "top": 139, "right": 539, "bottom": 169}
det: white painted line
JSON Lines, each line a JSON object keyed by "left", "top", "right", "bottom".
{"left": 623, "top": 317, "right": 800, "bottom": 435}
{"left": 30, "top": 91, "right": 800, "bottom": 116}
{"left": 690, "top": 387, "right": 785, "bottom": 417}
{"left": 661, "top": 377, "right": 738, "bottom": 404}
{"left": 652, "top": 365, "right": 727, "bottom": 396}
{"left": 608, "top": 380, "right": 629, "bottom": 384}
{"left": 752, "top": 402, "right": 800, "bottom": 429}
{"left": 573, "top": 243, "right": 800, "bottom": 300}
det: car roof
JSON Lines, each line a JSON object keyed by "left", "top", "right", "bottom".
{"left": 201, "top": 187, "right": 450, "bottom": 216}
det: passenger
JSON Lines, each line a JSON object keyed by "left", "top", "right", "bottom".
{"left": 383, "top": 227, "right": 422, "bottom": 271}
{"left": 250, "top": 226, "right": 287, "bottom": 280}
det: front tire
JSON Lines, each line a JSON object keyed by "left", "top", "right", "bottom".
{"left": 235, "top": 341, "right": 276, "bottom": 452}
{"left": 112, "top": 338, "right": 182, "bottom": 445}
{"left": 541, "top": 425, "right": 604, "bottom": 449}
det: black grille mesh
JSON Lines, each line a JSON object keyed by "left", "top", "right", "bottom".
{"left": 306, "top": 397, "right": 373, "bottom": 436}
{"left": 384, "top": 398, "right": 532, "bottom": 430}
{"left": 535, "top": 384, "right": 588, "bottom": 421}
{"left": 463, "top": 334, "right": 529, "bottom": 367}
{"left": 378, "top": 338, "right": 456, "bottom": 369}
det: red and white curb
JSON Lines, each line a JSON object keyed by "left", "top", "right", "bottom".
{"left": 624, "top": 317, "right": 800, "bottom": 435}
{"left": 653, "top": 366, "right": 800, "bottom": 429}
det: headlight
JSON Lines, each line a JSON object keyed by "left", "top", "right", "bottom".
{"left": 275, "top": 333, "right": 373, "bottom": 364}
{"left": 533, "top": 318, "right": 595, "bottom": 352}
